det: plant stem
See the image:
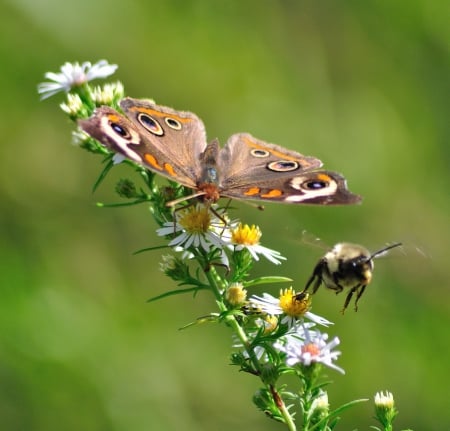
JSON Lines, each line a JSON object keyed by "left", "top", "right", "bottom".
{"left": 270, "top": 385, "right": 297, "bottom": 431}
{"left": 203, "top": 265, "right": 297, "bottom": 430}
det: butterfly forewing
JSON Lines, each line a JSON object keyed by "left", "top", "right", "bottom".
{"left": 119, "top": 98, "right": 208, "bottom": 188}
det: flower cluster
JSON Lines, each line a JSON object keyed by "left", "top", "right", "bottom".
{"left": 156, "top": 205, "right": 286, "bottom": 266}
{"left": 232, "top": 287, "right": 343, "bottom": 373}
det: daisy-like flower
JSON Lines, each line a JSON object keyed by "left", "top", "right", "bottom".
{"left": 274, "top": 325, "right": 344, "bottom": 374}
{"left": 229, "top": 223, "right": 286, "bottom": 265}
{"left": 38, "top": 60, "right": 118, "bottom": 99}
{"left": 156, "top": 204, "right": 226, "bottom": 254}
{"left": 249, "top": 287, "right": 333, "bottom": 328}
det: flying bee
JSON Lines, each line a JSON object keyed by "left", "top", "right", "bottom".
{"left": 299, "top": 241, "right": 402, "bottom": 314}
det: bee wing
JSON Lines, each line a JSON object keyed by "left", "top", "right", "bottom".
{"left": 301, "top": 230, "right": 329, "bottom": 251}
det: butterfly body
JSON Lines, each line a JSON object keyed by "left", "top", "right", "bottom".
{"left": 79, "top": 97, "right": 361, "bottom": 206}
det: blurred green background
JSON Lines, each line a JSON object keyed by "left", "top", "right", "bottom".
{"left": 1, "top": 0, "right": 448, "bottom": 430}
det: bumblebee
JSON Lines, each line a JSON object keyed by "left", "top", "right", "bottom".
{"left": 301, "top": 242, "right": 402, "bottom": 313}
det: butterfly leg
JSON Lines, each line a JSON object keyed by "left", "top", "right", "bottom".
{"left": 204, "top": 260, "right": 230, "bottom": 275}
{"left": 209, "top": 204, "right": 229, "bottom": 232}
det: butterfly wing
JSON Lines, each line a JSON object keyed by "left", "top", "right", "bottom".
{"left": 79, "top": 98, "right": 208, "bottom": 189}
{"left": 218, "top": 133, "right": 361, "bottom": 204}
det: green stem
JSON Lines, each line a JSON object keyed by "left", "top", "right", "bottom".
{"left": 203, "top": 265, "right": 226, "bottom": 305}
{"left": 203, "top": 266, "right": 297, "bottom": 431}
{"left": 203, "top": 266, "right": 254, "bottom": 359}
{"left": 269, "top": 385, "right": 297, "bottom": 431}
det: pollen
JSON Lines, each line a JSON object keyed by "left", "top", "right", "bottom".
{"left": 231, "top": 223, "right": 262, "bottom": 246}
{"left": 178, "top": 206, "right": 211, "bottom": 233}
{"left": 278, "top": 287, "right": 312, "bottom": 317}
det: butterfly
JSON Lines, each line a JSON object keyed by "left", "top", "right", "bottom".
{"left": 79, "top": 97, "right": 361, "bottom": 206}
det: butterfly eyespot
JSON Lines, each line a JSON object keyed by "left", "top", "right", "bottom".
{"left": 110, "top": 122, "right": 131, "bottom": 139}
{"left": 251, "top": 149, "right": 270, "bottom": 158}
{"left": 137, "top": 113, "right": 164, "bottom": 136}
{"left": 304, "top": 180, "right": 329, "bottom": 189}
{"left": 165, "top": 117, "right": 182, "bottom": 130}
{"left": 267, "top": 160, "right": 299, "bottom": 172}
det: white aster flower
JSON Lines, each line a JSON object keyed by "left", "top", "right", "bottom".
{"left": 157, "top": 205, "right": 227, "bottom": 254}
{"left": 38, "top": 60, "right": 118, "bottom": 99}
{"left": 229, "top": 223, "right": 286, "bottom": 265}
{"left": 249, "top": 288, "right": 333, "bottom": 328}
{"left": 274, "top": 325, "right": 344, "bottom": 374}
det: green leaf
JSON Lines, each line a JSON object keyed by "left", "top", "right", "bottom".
{"left": 133, "top": 245, "right": 170, "bottom": 254}
{"left": 243, "top": 276, "right": 292, "bottom": 288}
{"left": 179, "top": 313, "right": 220, "bottom": 330}
{"left": 147, "top": 285, "right": 209, "bottom": 302}
{"left": 309, "top": 399, "right": 369, "bottom": 431}
{"left": 96, "top": 198, "right": 149, "bottom": 208}
{"left": 92, "top": 156, "right": 115, "bottom": 192}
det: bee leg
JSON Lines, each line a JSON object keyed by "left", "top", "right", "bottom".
{"left": 353, "top": 284, "right": 367, "bottom": 312}
{"left": 341, "top": 284, "right": 361, "bottom": 314}
{"left": 333, "top": 284, "right": 344, "bottom": 295}
{"left": 302, "top": 261, "right": 324, "bottom": 294}
{"left": 331, "top": 273, "right": 344, "bottom": 294}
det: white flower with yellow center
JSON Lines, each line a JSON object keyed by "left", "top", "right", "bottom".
{"left": 157, "top": 205, "right": 226, "bottom": 253}
{"left": 249, "top": 287, "right": 332, "bottom": 327}
{"left": 229, "top": 223, "right": 286, "bottom": 265}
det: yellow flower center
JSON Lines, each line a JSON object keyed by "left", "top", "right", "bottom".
{"left": 178, "top": 206, "right": 211, "bottom": 233}
{"left": 278, "top": 287, "right": 312, "bottom": 317}
{"left": 231, "top": 223, "right": 261, "bottom": 245}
